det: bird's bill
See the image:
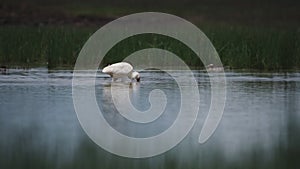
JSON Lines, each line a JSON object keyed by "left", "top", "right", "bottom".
{"left": 136, "top": 77, "right": 140, "bottom": 82}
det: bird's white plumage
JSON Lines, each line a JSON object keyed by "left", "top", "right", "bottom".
{"left": 102, "top": 62, "right": 140, "bottom": 82}
{"left": 206, "top": 64, "right": 224, "bottom": 72}
{"left": 102, "top": 62, "right": 133, "bottom": 77}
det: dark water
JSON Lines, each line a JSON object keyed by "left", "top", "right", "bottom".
{"left": 0, "top": 69, "right": 299, "bottom": 169}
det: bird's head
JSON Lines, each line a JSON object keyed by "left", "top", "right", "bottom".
{"left": 132, "top": 71, "right": 140, "bottom": 82}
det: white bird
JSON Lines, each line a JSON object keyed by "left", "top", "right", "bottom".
{"left": 206, "top": 64, "right": 224, "bottom": 72}
{"left": 102, "top": 62, "right": 140, "bottom": 82}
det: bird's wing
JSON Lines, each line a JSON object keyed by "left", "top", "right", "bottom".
{"left": 102, "top": 62, "right": 133, "bottom": 75}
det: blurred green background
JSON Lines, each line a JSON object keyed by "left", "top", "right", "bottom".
{"left": 1, "top": 0, "right": 300, "bottom": 70}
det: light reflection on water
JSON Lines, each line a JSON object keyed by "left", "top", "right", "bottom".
{"left": 0, "top": 69, "right": 299, "bottom": 168}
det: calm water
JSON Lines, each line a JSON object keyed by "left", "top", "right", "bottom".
{"left": 0, "top": 69, "right": 300, "bottom": 169}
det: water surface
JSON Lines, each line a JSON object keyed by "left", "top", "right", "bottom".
{"left": 0, "top": 69, "right": 299, "bottom": 168}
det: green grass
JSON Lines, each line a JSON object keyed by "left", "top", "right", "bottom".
{"left": 0, "top": 26, "right": 93, "bottom": 69}
{"left": 0, "top": 25, "right": 299, "bottom": 70}
{"left": 205, "top": 26, "right": 300, "bottom": 70}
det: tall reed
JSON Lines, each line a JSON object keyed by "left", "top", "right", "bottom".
{"left": 0, "top": 26, "right": 299, "bottom": 70}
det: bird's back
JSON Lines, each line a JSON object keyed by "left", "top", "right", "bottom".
{"left": 102, "top": 62, "right": 133, "bottom": 77}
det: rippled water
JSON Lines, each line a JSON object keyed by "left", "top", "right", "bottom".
{"left": 0, "top": 68, "right": 299, "bottom": 168}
